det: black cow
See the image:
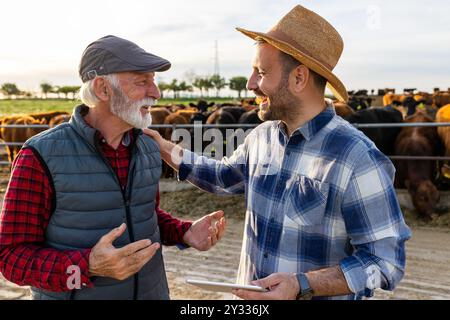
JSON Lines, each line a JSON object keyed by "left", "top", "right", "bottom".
{"left": 238, "top": 109, "right": 263, "bottom": 125}
{"left": 345, "top": 107, "right": 403, "bottom": 156}
{"left": 218, "top": 106, "right": 246, "bottom": 123}
{"left": 189, "top": 100, "right": 215, "bottom": 112}
{"left": 403, "top": 96, "right": 419, "bottom": 117}
{"left": 348, "top": 95, "right": 373, "bottom": 111}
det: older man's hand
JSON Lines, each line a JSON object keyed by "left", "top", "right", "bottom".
{"left": 183, "top": 211, "right": 226, "bottom": 251}
{"left": 88, "top": 223, "right": 160, "bottom": 280}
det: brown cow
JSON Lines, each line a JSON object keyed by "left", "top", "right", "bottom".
{"left": 163, "top": 113, "right": 188, "bottom": 141}
{"left": 435, "top": 104, "right": 450, "bottom": 179}
{"left": 49, "top": 114, "right": 71, "bottom": 127}
{"left": 150, "top": 107, "right": 171, "bottom": 125}
{"left": 29, "top": 111, "right": 69, "bottom": 124}
{"left": 175, "top": 109, "right": 199, "bottom": 123}
{"left": 162, "top": 113, "right": 189, "bottom": 178}
{"left": 394, "top": 111, "right": 440, "bottom": 219}
{"left": 333, "top": 102, "right": 354, "bottom": 118}
{"left": 383, "top": 93, "right": 406, "bottom": 107}
{"left": 414, "top": 92, "right": 433, "bottom": 105}
{"left": 433, "top": 92, "right": 450, "bottom": 108}
{"left": 240, "top": 98, "right": 257, "bottom": 111}
{"left": 168, "top": 104, "right": 187, "bottom": 113}
{"left": 150, "top": 107, "right": 171, "bottom": 137}
{"left": 436, "top": 104, "right": 450, "bottom": 151}
{"left": 0, "top": 115, "right": 47, "bottom": 163}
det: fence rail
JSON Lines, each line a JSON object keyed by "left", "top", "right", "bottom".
{"left": 2, "top": 122, "right": 450, "bottom": 129}
{"left": 0, "top": 124, "right": 50, "bottom": 129}
{"left": 2, "top": 122, "right": 450, "bottom": 166}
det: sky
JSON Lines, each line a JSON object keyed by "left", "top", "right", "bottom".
{"left": 0, "top": 0, "right": 449, "bottom": 96}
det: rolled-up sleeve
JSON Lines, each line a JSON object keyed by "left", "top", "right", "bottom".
{"left": 178, "top": 138, "right": 248, "bottom": 195}
{"left": 340, "top": 147, "right": 411, "bottom": 298}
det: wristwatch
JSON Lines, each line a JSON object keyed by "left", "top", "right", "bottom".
{"left": 295, "top": 272, "right": 314, "bottom": 300}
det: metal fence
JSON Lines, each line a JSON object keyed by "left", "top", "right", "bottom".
{"left": 2, "top": 122, "right": 450, "bottom": 166}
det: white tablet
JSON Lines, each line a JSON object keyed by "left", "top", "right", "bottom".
{"left": 186, "top": 279, "right": 268, "bottom": 293}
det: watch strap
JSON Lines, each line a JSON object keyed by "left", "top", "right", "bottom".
{"left": 295, "top": 272, "right": 313, "bottom": 300}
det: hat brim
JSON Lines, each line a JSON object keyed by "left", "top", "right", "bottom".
{"left": 136, "top": 60, "right": 172, "bottom": 73}
{"left": 129, "top": 51, "right": 172, "bottom": 73}
{"left": 236, "top": 27, "right": 348, "bottom": 103}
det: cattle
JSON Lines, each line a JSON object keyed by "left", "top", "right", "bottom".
{"left": 435, "top": 104, "right": 450, "bottom": 182}
{"left": 206, "top": 108, "right": 236, "bottom": 125}
{"left": 436, "top": 104, "right": 450, "bottom": 154}
{"left": 414, "top": 92, "right": 433, "bottom": 105}
{"left": 219, "top": 106, "right": 246, "bottom": 123}
{"left": 240, "top": 98, "right": 257, "bottom": 111}
{"left": 238, "top": 109, "right": 263, "bottom": 125}
{"left": 433, "top": 92, "right": 450, "bottom": 108}
{"left": 163, "top": 113, "right": 188, "bottom": 142}
{"left": 175, "top": 109, "right": 199, "bottom": 123}
{"left": 348, "top": 94, "right": 372, "bottom": 111}
{"left": 383, "top": 93, "right": 406, "bottom": 107}
{"left": 417, "top": 103, "right": 438, "bottom": 120}
{"left": 204, "top": 108, "right": 240, "bottom": 159}
{"left": 28, "top": 111, "right": 69, "bottom": 124}
{"left": 149, "top": 107, "right": 172, "bottom": 137}
{"left": 215, "top": 103, "right": 239, "bottom": 108}
{"left": 49, "top": 114, "right": 71, "bottom": 127}
{"left": 345, "top": 107, "right": 403, "bottom": 156}
{"left": 333, "top": 102, "right": 354, "bottom": 118}
{"left": 0, "top": 115, "right": 47, "bottom": 163}
{"left": 394, "top": 112, "right": 440, "bottom": 219}
{"left": 162, "top": 113, "right": 189, "bottom": 178}
{"left": 403, "top": 96, "right": 419, "bottom": 117}
{"left": 189, "top": 111, "right": 211, "bottom": 124}
{"left": 189, "top": 100, "right": 215, "bottom": 113}
{"left": 167, "top": 104, "right": 187, "bottom": 113}
{"left": 150, "top": 107, "right": 171, "bottom": 125}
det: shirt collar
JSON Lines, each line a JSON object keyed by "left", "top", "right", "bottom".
{"left": 95, "top": 130, "right": 134, "bottom": 148}
{"left": 79, "top": 105, "right": 136, "bottom": 148}
{"left": 278, "top": 100, "right": 336, "bottom": 142}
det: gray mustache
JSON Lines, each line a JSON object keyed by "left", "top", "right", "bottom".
{"left": 136, "top": 98, "right": 157, "bottom": 108}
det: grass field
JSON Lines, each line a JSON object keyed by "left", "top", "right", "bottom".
{"left": 0, "top": 97, "right": 238, "bottom": 116}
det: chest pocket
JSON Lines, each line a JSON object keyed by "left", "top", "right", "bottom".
{"left": 287, "top": 175, "right": 329, "bottom": 226}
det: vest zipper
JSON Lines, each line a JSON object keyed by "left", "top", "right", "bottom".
{"left": 94, "top": 135, "right": 139, "bottom": 300}
{"left": 126, "top": 162, "right": 138, "bottom": 300}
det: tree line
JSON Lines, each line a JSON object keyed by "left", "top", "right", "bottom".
{"left": 158, "top": 75, "right": 248, "bottom": 99}
{"left": 0, "top": 82, "right": 81, "bottom": 99}
{"left": 0, "top": 74, "right": 249, "bottom": 100}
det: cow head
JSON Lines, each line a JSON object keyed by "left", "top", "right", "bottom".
{"left": 406, "top": 179, "right": 440, "bottom": 219}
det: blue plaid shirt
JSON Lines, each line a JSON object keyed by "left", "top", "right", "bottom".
{"left": 179, "top": 103, "right": 411, "bottom": 300}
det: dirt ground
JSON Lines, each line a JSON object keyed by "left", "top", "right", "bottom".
{"left": 0, "top": 169, "right": 449, "bottom": 300}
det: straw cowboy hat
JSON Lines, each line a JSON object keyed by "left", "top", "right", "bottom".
{"left": 236, "top": 5, "right": 348, "bottom": 103}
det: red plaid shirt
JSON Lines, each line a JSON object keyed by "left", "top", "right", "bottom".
{"left": 0, "top": 130, "right": 192, "bottom": 292}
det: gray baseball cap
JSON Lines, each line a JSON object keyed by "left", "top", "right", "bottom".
{"left": 79, "top": 35, "right": 171, "bottom": 82}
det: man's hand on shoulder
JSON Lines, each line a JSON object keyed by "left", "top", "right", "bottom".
{"left": 142, "top": 128, "right": 163, "bottom": 145}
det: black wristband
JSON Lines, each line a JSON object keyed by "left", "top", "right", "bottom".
{"left": 295, "top": 272, "right": 314, "bottom": 300}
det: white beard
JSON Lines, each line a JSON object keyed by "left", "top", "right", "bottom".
{"left": 112, "top": 99, "right": 154, "bottom": 129}
{"left": 109, "top": 86, "right": 155, "bottom": 129}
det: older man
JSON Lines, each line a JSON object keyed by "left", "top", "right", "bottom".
{"left": 0, "top": 35, "right": 225, "bottom": 300}
{"left": 144, "top": 6, "right": 411, "bottom": 300}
